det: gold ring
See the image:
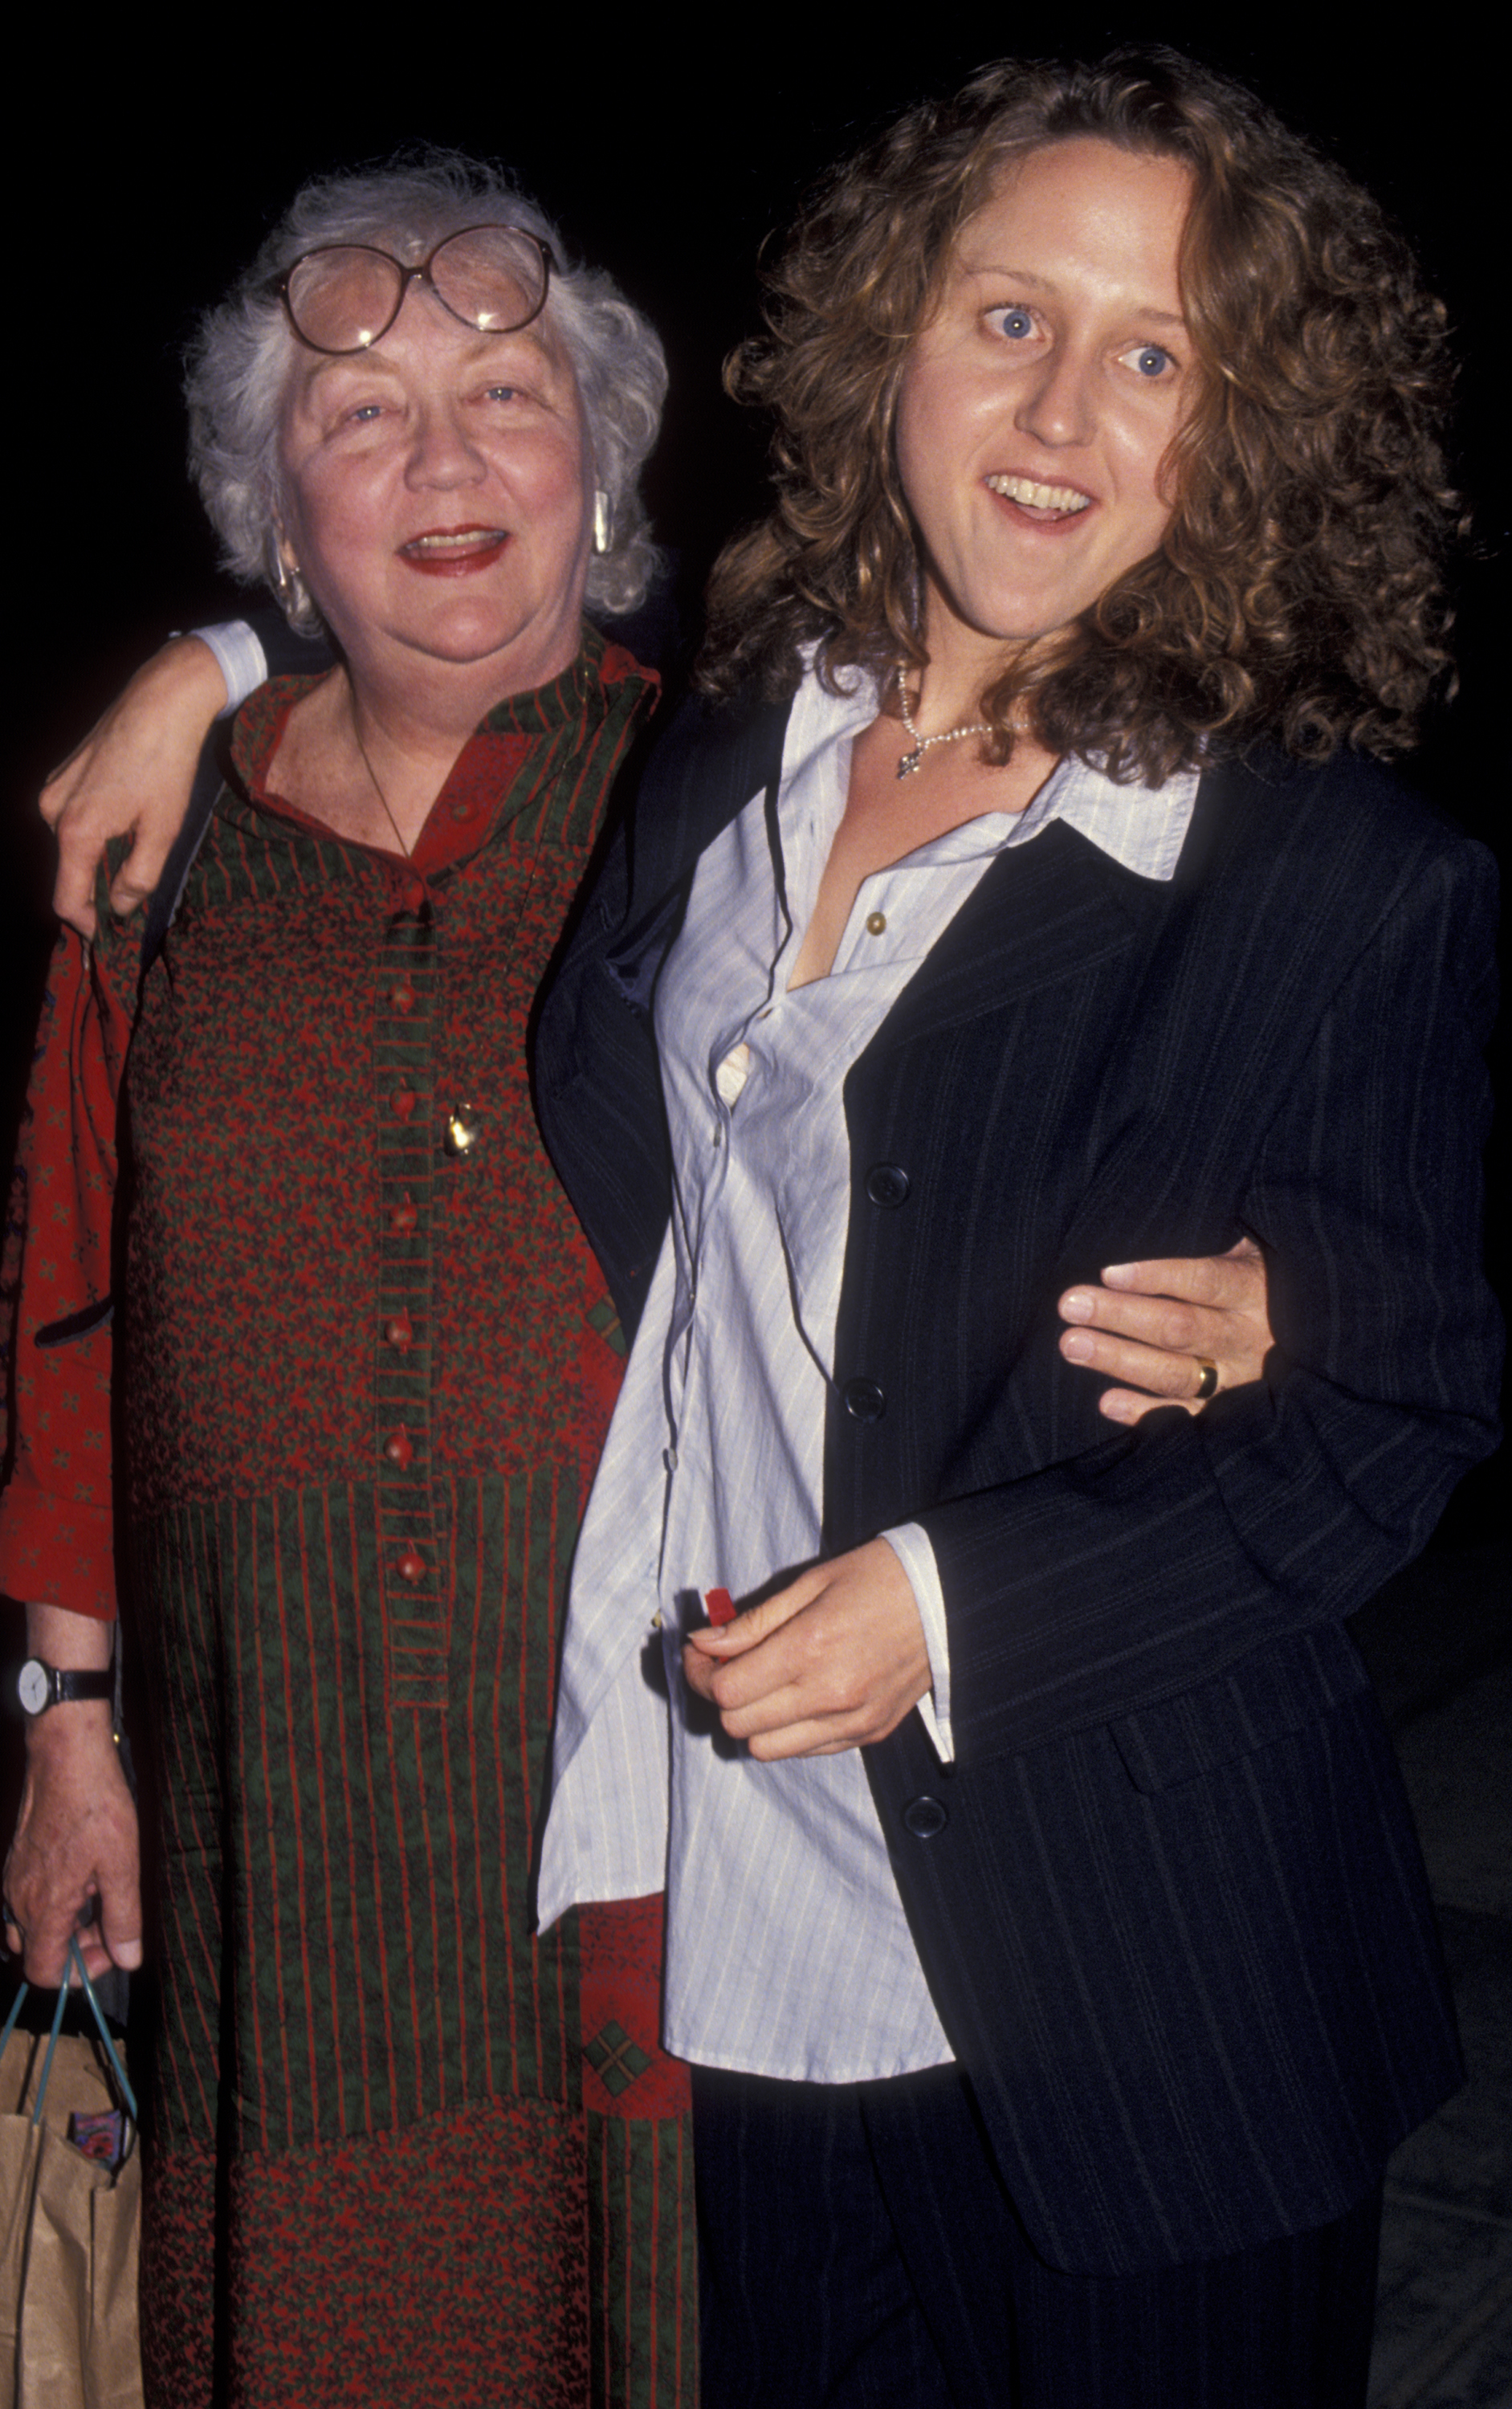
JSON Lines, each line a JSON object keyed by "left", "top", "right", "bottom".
{"left": 1192, "top": 1356, "right": 1219, "bottom": 1401}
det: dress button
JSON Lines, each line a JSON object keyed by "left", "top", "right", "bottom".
{"left": 397, "top": 1544, "right": 426, "bottom": 1584}
{"left": 384, "top": 1428, "right": 414, "bottom": 1468}
{"left": 865, "top": 1164, "right": 911, "bottom": 1209}
{"left": 389, "top": 1192, "right": 418, "bottom": 1233}
{"left": 392, "top": 1086, "right": 417, "bottom": 1122}
{"left": 902, "top": 1796, "right": 948, "bottom": 1839}
{"left": 385, "top": 1313, "right": 414, "bottom": 1350}
{"left": 401, "top": 878, "right": 426, "bottom": 915}
{"left": 842, "top": 1377, "right": 886, "bottom": 1423}
{"left": 865, "top": 911, "right": 886, "bottom": 936}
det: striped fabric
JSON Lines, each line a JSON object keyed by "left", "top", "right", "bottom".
{"left": 8, "top": 632, "right": 697, "bottom": 2406}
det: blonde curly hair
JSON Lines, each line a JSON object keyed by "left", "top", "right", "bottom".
{"left": 699, "top": 49, "right": 1458, "bottom": 777}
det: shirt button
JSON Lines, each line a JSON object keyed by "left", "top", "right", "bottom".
{"left": 389, "top": 1192, "right": 418, "bottom": 1233}
{"left": 401, "top": 878, "right": 426, "bottom": 915}
{"left": 397, "top": 1544, "right": 426, "bottom": 1584}
{"left": 865, "top": 911, "right": 886, "bottom": 935}
{"left": 711, "top": 1127, "right": 723, "bottom": 1148}
{"left": 664, "top": 1445, "right": 679, "bottom": 1473}
{"left": 392, "top": 1086, "right": 417, "bottom": 1122}
{"left": 385, "top": 1313, "right": 414, "bottom": 1350}
{"left": 384, "top": 1427, "right": 414, "bottom": 1467}
{"left": 842, "top": 1376, "right": 886, "bottom": 1423}
{"left": 390, "top": 981, "right": 416, "bottom": 1014}
{"left": 903, "top": 1795, "right": 948, "bottom": 1839}
{"left": 865, "top": 1164, "right": 911, "bottom": 1209}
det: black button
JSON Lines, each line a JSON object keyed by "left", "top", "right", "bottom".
{"left": 903, "top": 1796, "right": 948, "bottom": 1839}
{"left": 842, "top": 1377, "right": 886, "bottom": 1423}
{"left": 865, "top": 1164, "right": 910, "bottom": 1209}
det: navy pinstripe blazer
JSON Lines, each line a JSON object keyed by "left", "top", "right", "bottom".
{"left": 534, "top": 687, "right": 1501, "bottom": 2276}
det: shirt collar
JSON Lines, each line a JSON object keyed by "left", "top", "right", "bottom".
{"left": 788, "top": 660, "right": 1197, "bottom": 886}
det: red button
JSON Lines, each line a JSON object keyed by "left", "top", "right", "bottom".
{"left": 401, "top": 878, "right": 426, "bottom": 915}
{"left": 397, "top": 1544, "right": 426, "bottom": 1584}
{"left": 392, "top": 1086, "right": 417, "bottom": 1122}
{"left": 390, "top": 981, "right": 415, "bottom": 1014}
{"left": 385, "top": 1313, "right": 414, "bottom": 1349}
{"left": 385, "top": 1428, "right": 414, "bottom": 1467}
{"left": 389, "top": 1192, "right": 418, "bottom": 1233}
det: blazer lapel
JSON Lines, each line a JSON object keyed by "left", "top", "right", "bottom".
{"left": 861, "top": 817, "right": 1176, "bottom": 1055}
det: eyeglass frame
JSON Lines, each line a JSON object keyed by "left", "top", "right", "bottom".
{"left": 268, "top": 225, "right": 558, "bottom": 357}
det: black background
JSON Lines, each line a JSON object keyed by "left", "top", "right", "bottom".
{"left": 3, "top": 14, "right": 1505, "bottom": 1535}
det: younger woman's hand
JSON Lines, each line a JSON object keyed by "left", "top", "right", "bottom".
{"left": 42, "top": 636, "right": 229, "bottom": 937}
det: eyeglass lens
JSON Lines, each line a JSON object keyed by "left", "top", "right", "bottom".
{"left": 284, "top": 227, "right": 548, "bottom": 354}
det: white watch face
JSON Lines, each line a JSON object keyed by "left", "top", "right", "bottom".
{"left": 18, "top": 1660, "right": 50, "bottom": 1715}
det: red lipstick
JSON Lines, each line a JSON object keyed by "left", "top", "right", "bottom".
{"left": 398, "top": 526, "right": 510, "bottom": 577}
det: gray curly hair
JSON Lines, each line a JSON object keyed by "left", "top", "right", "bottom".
{"left": 185, "top": 154, "right": 667, "bottom": 631}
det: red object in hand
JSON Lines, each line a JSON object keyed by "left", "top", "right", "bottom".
{"left": 704, "top": 1588, "right": 736, "bottom": 1628}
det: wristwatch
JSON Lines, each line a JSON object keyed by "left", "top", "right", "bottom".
{"left": 16, "top": 1659, "right": 114, "bottom": 1718}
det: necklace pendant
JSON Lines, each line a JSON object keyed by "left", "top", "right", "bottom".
{"left": 443, "top": 1101, "right": 483, "bottom": 1158}
{"left": 896, "top": 746, "right": 923, "bottom": 780}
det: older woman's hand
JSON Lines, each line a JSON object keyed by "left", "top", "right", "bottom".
{"left": 42, "top": 636, "right": 229, "bottom": 938}
{"left": 2, "top": 1606, "right": 142, "bottom": 1987}
{"left": 1058, "top": 1237, "right": 1272, "bottom": 1423}
{"left": 3, "top": 1719, "right": 141, "bottom": 1988}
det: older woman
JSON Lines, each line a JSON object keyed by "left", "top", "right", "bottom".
{"left": 530, "top": 50, "right": 1499, "bottom": 2409}
{"left": 0, "top": 158, "right": 697, "bottom": 2409}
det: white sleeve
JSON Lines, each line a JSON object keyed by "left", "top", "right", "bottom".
{"left": 183, "top": 621, "right": 269, "bottom": 716}
{"left": 880, "top": 1521, "right": 954, "bottom": 1763}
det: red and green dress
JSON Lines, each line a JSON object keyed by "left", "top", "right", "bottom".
{"left": 0, "top": 630, "right": 695, "bottom": 2409}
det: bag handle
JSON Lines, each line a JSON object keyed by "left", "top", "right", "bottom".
{"left": 0, "top": 1939, "right": 139, "bottom": 2127}
{"left": 65, "top": 1938, "right": 138, "bottom": 2123}
{"left": 0, "top": 1979, "right": 30, "bottom": 2060}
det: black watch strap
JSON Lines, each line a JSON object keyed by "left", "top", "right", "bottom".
{"left": 17, "top": 1658, "right": 115, "bottom": 1717}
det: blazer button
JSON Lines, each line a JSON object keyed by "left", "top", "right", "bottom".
{"left": 903, "top": 1796, "right": 948, "bottom": 1839}
{"left": 842, "top": 1377, "right": 886, "bottom": 1423}
{"left": 865, "top": 1163, "right": 910, "bottom": 1209}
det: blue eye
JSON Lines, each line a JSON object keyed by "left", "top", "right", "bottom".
{"left": 994, "top": 307, "right": 1035, "bottom": 341}
{"left": 1127, "top": 344, "right": 1173, "bottom": 379}
{"left": 483, "top": 385, "right": 518, "bottom": 402}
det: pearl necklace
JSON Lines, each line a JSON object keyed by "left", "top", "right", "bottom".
{"left": 895, "top": 665, "right": 992, "bottom": 780}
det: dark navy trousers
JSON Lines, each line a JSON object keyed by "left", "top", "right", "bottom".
{"left": 693, "top": 2065, "right": 1383, "bottom": 2408}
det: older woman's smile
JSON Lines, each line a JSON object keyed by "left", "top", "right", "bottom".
{"left": 398, "top": 524, "right": 512, "bottom": 573}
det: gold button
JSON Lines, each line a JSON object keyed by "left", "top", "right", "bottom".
{"left": 865, "top": 911, "right": 886, "bottom": 935}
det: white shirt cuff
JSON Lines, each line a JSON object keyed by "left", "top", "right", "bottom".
{"left": 185, "top": 621, "right": 268, "bottom": 717}
{"left": 880, "top": 1522, "right": 953, "bottom": 1763}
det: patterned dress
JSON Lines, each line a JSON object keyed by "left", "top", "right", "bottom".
{"left": 0, "top": 631, "right": 695, "bottom": 2408}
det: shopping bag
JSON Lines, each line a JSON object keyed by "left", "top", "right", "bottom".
{"left": 0, "top": 2004, "right": 43, "bottom": 2409}
{"left": 0, "top": 1942, "right": 142, "bottom": 2409}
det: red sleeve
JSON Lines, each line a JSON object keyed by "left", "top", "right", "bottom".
{"left": 0, "top": 931, "right": 132, "bottom": 1619}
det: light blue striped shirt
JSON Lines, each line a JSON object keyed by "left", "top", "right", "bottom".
{"left": 540, "top": 666, "right": 1196, "bottom": 2081}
